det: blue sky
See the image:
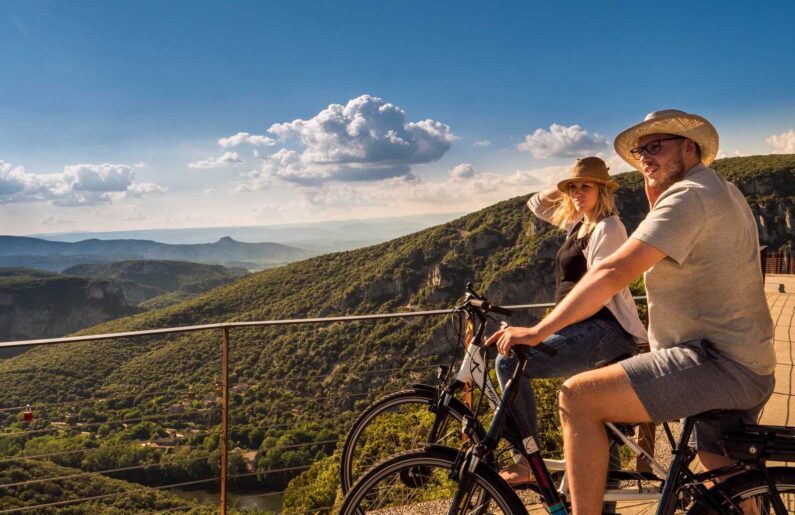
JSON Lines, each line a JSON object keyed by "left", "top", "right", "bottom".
{"left": 2, "top": 1, "right": 794, "bottom": 235}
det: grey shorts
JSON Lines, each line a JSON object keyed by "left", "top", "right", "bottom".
{"left": 620, "top": 339, "right": 775, "bottom": 454}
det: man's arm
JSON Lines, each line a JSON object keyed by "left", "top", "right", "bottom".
{"left": 486, "top": 238, "right": 666, "bottom": 354}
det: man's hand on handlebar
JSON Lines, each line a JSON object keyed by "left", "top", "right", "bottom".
{"left": 485, "top": 325, "right": 544, "bottom": 356}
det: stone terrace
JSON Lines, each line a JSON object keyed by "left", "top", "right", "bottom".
{"left": 760, "top": 274, "right": 795, "bottom": 426}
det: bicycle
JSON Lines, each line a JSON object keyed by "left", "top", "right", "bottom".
{"left": 339, "top": 315, "right": 795, "bottom": 514}
{"left": 339, "top": 286, "right": 673, "bottom": 512}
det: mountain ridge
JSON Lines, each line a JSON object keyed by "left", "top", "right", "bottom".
{"left": 0, "top": 236, "right": 313, "bottom": 272}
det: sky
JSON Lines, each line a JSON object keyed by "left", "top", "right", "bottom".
{"left": 2, "top": 0, "right": 795, "bottom": 236}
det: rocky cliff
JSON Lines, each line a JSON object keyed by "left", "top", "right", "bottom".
{"left": 0, "top": 269, "right": 138, "bottom": 357}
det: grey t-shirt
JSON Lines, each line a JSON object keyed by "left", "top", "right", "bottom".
{"left": 630, "top": 164, "right": 775, "bottom": 375}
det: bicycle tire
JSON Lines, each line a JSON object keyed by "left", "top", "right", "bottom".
{"left": 340, "top": 387, "right": 477, "bottom": 493}
{"left": 338, "top": 446, "right": 527, "bottom": 515}
{"left": 685, "top": 467, "right": 795, "bottom": 514}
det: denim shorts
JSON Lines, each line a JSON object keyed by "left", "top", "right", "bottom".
{"left": 620, "top": 339, "right": 775, "bottom": 454}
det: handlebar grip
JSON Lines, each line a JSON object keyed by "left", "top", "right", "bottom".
{"left": 468, "top": 299, "right": 511, "bottom": 317}
{"left": 489, "top": 304, "right": 512, "bottom": 317}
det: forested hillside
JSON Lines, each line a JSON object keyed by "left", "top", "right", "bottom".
{"left": 64, "top": 260, "right": 249, "bottom": 307}
{"left": 0, "top": 154, "right": 792, "bottom": 512}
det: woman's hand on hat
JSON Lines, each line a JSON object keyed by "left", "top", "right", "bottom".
{"left": 485, "top": 325, "right": 543, "bottom": 356}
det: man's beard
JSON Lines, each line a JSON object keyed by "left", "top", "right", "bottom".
{"left": 649, "top": 154, "right": 687, "bottom": 192}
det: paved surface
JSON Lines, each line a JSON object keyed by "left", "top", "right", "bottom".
{"left": 760, "top": 274, "right": 795, "bottom": 427}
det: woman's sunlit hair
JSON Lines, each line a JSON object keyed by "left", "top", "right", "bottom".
{"left": 551, "top": 182, "right": 617, "bottom": 227}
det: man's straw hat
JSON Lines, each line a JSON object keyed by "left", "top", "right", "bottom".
{"left": 557, "top": 156, "right": 618, "bottom": 193}
{"left": 614, "top": 109, "right": 719, "bottom": 171}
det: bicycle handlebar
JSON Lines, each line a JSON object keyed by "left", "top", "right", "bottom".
{"left": 459, "top": 284, "right": 557, "bottom": 357}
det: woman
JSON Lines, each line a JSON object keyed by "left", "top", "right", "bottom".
{"left": 494, "top": 156, "right": 647, "bottom": 486}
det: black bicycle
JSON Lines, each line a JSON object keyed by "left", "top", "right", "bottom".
{"left": 339, "top": 297, "right": 795, "bottom": 514}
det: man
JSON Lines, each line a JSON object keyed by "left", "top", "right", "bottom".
{"left": 487, "top": 109, "right": 776, "bottom": 514}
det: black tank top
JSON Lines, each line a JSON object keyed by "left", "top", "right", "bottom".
{"left": 554, "top": 221, "right": 615, "bottom": 322}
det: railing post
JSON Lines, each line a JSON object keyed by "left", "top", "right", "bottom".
{"left": 760, "top": 245, "right": 767, "bottom": 278}
{"left": 220, "top": 327, "right": 230, "bottom": 515}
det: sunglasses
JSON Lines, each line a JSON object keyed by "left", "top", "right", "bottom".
{"left": 630, "top": 136, "right": 685, "bottom": 159}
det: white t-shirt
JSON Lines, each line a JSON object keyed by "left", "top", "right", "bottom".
{"left": 631, "top": 164, "right": 775, "bottom": 375}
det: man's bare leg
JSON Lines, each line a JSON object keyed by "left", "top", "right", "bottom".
{"left": 558, "top": 364, "right": 652, "bottom": 515}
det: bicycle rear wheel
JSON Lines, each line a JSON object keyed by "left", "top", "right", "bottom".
{"left": 338, "top": 446, "right": 527, "bottom": 515}
{"left": 340, "top": 387, "right": 476, "bottom": 493}
{"left": 685, "top": 467, "right": 795, "bottom": 514}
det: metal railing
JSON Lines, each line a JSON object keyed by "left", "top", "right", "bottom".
{"left": 0, "top": 298, "right": 590, "bottom": 513}
{"left": 0, "top": 296, "right": 650, "bottom": 513}
{"left": 765, "top": 249, "right": 795, "bottom": 275}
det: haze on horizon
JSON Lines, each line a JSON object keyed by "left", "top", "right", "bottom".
{"left": 1, "top": 0, "right": 794, "bottom": 236}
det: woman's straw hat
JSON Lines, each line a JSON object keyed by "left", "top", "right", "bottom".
{"left": 557, "top": 156, "right": 618, "bottom": 193}
{"left": 614, "top": 109, "right": 719, "bottom": 171}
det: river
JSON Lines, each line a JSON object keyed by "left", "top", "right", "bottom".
{"left": 171, "top": 488, "right": 283, "bottom": 511}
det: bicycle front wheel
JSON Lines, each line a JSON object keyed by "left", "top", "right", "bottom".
{"left": 339, "top": 446, "right": 526, "bottom": 515}
{"left": 686, "top": 467, "right": 795, "bottom": 514}
{"left": 340, "top": 387, "right": 475, "bottom": 493}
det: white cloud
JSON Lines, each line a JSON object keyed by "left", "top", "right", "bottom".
{"left": 0, "top": 160, "right": 164, "bottom": 206}
{"left": 218, "top": 132, "right": 276, "bottom": 148}
{"left": 450, "top": 163, "right": 476, "bottom": 179}
{"left": 766, "top": 129, "right": 795, "bottom": 153}
{"left": 188, "top": 151, "right": 245, "bottom": 169}
{"left": 126, "top": 182, "right": 167, "bottom": 197}
{"left": 250, "top": 95, "right": 456, "bottom": 185}
{"left": 0, "top": 161, "right": 30, "bottom": 196}
{"left": 123, "top": 210, "right": 146, "bottom": 221}
{"left": 473, "top": 139, "right": 491, "bottom": 148}
{"left": 716, "top": 149, "right": 748, "bottom": 159}
{"left": 247, "top": 163, "right": 561, "bottom": 220}
{"left": 42, "top": 215, "right": 76, "bottom": 225}
{"left": 517, "top": 123, "right": 609, "bottom": 159}
{"left": 67, "top": 163, "right": 134, "bottom": 192}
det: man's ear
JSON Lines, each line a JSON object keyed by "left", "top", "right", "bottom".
{"left": 685, "top": 138, "right": 698, "bottom": 155}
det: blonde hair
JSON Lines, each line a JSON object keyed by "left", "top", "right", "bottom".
{"left": 551, "top": 182, "right": 617, "bottom": 229}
